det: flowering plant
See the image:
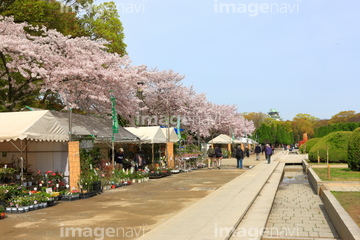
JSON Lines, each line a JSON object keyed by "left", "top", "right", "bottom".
{"left": 44, "top": 170, "right": 66, "bottom": 190}
{"left": 64, "top": 190, "right": 80, "bottom": 195}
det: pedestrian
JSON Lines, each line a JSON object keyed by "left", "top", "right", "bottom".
{"left": 235, "top": 145, "right": 244, "bottom": 169}
{"left": 265, "top": 144, "right": 272, "bottom": 164}
{"left": 133, "top": 148, "right": 146, "bottom": 171}
{"left": 214, "top": 145, "right": 223, "bottom": 169}
{"left": 254, "top": 144, "right": 261, "bottom": 161}
{"left": 115, "top": 147, "right": 124, "bottom": 170}
{"left": 207, "top": 145, "right": 215, "bottom": 169}
{"left": 245, "top": 146, "right": 250, "bottom": 158}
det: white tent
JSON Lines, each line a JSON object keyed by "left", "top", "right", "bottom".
{"left": 0, "top": 110, "right": 69, "bottom": 176}
{"left": 208, "top": 134, "right": 243, "bottom": 144}
{"left": 160, "top": 127, "right": 179, "bottom": 143}
{"left": 0, "top": 110, "right": 68, "bottom": 142}
{"left": 238, "top": 138, "right": 258, "bottom": 145}
{"left": 125, "top": 126, "right": 179, "bottom": 163}
{"left": 125, "top": 126, "right": 166, "bottom": 143}
{"left": 125, "top": 126, "right": 179, "bottom": 143}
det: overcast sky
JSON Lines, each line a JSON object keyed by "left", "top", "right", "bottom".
{"left": 97, "top": 0, "right": 360, "bottom": 121}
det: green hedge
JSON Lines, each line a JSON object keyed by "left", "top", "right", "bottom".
{"left": 348, "top": 127, "right": 360, "bottom": 171}
{"left": 300, "top": 138, "right": 321, "bottom": 153}
{"left": 308, "top": 131, "right": 352, "bottom": 163}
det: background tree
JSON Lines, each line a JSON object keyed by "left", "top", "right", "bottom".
{"left": 243, "top": 112, "right": 267, "bottom": 129}
{"left": 292, "top": 113, "right": 318, "bottom": 142}
{"left": 3, "top": 0, "right": 84, "bottom": 37}
{"left": 329, "top": 110, "right": 357, "bottom": 124}
{"left": 80, "top": 1, "right": 127, "bottom": 56}
{"left": 0, "top": 0, "right": 17, "bottom": 13}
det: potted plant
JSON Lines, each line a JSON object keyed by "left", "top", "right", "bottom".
{"left": 0, "top": 205, "right": 5, "bottom": 219}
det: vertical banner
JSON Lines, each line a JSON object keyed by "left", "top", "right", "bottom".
{"left": 110, "top": 93, "right": 118, "bottom": 168}
{"left": 111, "top": 94, "right": 119, "bottom": 136}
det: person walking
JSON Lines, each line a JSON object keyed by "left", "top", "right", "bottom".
{"left": 235, "top": 145, "right": 244, "bottom": 169}
{"left": 245, "top": 146, "right": 250, "bottom": 158}
{"left": 265, "top": 144, "right": 272, "bottom": 164}
{"left": 207, "top": 145, "right": 215, "bottom": 169}
{"left": 134, "top": 149, "right": 146, "bottom": 171}
{"left": 115, "top": 148, "right": 125, "bottom": 170}
{"left": 214, "top": 145, "right": 223, "bottom": 169}
{"left": 254, "top": 144, "right": 261, "bottom": 161}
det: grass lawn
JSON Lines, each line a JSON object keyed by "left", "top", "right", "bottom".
{"left": 332, "top": 192, "right": 360, "bottom": 227}
{"left": 312, "top": 168, "right": 360, "bottom": 181}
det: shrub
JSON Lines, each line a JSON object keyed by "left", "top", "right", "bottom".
{"left": 299, "top": 138, "right": 321, "bottom": 153}
{"left": 348, "top": 127, "right": 360, "bottom": 171}
{"left": 308, "top": 131, "right": 352, "bottom": 163}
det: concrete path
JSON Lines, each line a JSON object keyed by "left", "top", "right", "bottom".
{"left": 325, "top": 182, "right": 360, "bottom": 192}
{"left": 263, "top": 166, "right": 340, "bottom": 239}
{"left": 140, "top": 154, "right": 282, "bottom": 240}
{"left": 141, "top": 151, "right": 350, "bottom": 240}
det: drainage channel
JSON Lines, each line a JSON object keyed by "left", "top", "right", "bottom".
{"left": 262, "top": 165, "right": 340, "bottom": 240}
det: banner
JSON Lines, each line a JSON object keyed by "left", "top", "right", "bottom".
{"left": 111, "top": 94, "right": 118, "bottom": 134}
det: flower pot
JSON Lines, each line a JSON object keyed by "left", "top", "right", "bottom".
{"left": 29, "top": 205, "right": 34, "bottom": 211}
{"left": 5, "top": 207, "right": 12, "bottom": 213}
{"left": 28, "top": 181, "right": 33, "bottom": 186}
{"left": 17, "top": 207, "right": 24, "bottom": 213}
{"left": 11, "top": 207, "right": 17, "bottom": 213}
{"left": 24, "top": 206, "right": 29, "bottom": 212}
{"left": 0, "top": 212, "right": 6, "bottom": 219}
{"left": 15, "top": 175, "right": 21, "bottom": 180}
{"left": 111, "top": 185, "right": 116, "bottom": 189}
{"left": 22, "top": 182, "right": 28, "bottom": 187}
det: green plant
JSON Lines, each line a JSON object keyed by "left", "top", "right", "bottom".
{"left": 348, "top": 127, "right": 360, "bottom": 171}
{"left": 300, "top": 138, "right": 321, "bottom": 153}
{"left": 0, "top": 167, "right": 16, "bottom": 177}
{"left": 308, "top": 131, "right": 352, "bottom": 163}
{"left": 0, "top": 205, "right": 4, "bottom": 213}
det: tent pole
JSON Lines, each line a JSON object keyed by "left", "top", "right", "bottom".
{"left": 152, "top": 143, "right": 154, "bottom": 164}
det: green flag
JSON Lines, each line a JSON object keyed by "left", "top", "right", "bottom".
{"left": 111, "top": 94, "right": 118, "bottom": 134}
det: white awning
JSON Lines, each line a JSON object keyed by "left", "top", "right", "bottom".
{"left": 125, "top": 126, "right": 177, "bottom": 143}
{"left": 160, "top": 127, "right": 179, "bottom": 143}
{"left": 0, "top": 110, "right": 68, "bottom": 142}
{"left": 208, "top": 134, "right": 243, "bottom": 144}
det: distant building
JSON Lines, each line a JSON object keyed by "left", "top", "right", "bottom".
{"left": 268, "top": 109, "right": 282, "bottom": 121}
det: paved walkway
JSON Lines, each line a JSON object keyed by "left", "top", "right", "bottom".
{"left": 263, "top": 166, "right": 340, "bottom": 239}
{"left": 141, "top": 151, "right": 359, "bottom": 240}
{"left": 140, "top": 154, "right": 282, "bottom": 240}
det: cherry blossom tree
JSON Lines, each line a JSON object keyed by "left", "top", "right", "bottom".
{"left": 0, "top": 16, "right": 145, "bottom": 121}
{"left": 140, "top": 68, "right": 255, "bottom": 138}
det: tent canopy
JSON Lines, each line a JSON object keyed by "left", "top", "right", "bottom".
{"left": 160, "top": 127, "right": 179, "bottom": 143}
{"left": 125, "top": 126, "right": 178, "bottom": 143}
{"left": 0, "top": 110, "right": 139, "bottom": 143}
{"left": 208, "top": 134, "right": 243, "bottom": 144}
{"left": 208, "top": 134, "right": 257, "bottom": 145}
{"left": 50, "top": 111, "right": 139, "bottom": 142}
{"left": 0, "top": 110, "right": 68, "bottom": 142}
